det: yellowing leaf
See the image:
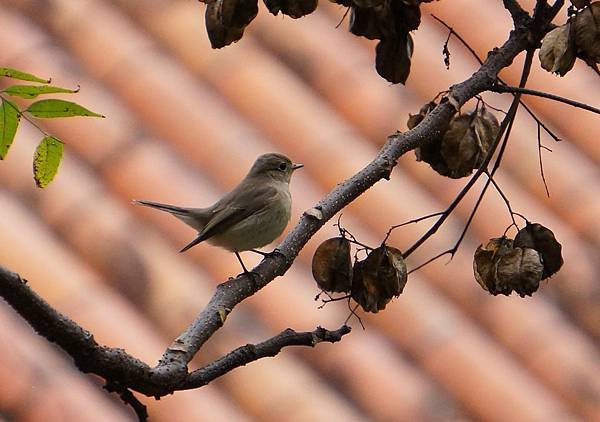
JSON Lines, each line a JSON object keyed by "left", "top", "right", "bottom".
{"left": 33, "top": 136, "right": 63, "bottom": 188}
{"left": 0, "top": 99, "right": 21, "bottom": 159}
{"left": 0, "top": 67, "right": 50, "bottom": 83}
{"left": 2, "top": 84, "right": 79, "bottom": 99}
{"left": 26, "top": 99, "right": 104, "bottom": 118}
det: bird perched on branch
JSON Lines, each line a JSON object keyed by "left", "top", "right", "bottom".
{"left": 134, "top": 153, "right": 303, "bottom": 273}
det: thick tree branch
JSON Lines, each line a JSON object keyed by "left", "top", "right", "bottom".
{"left": 0, "top": 266, "right": 350, "bottom": 400}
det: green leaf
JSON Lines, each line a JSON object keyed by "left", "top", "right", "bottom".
{"left": 33, "top": 136, "right": 63, "bottom": 188}
{"left": 0, "top": 99, "right": 21, "bottom": 159}
{"left": 0, "top": 67, "right": 50, "bottom": 84}
{"left": 2, "top": 84, "right": 80, "bottom": 99}
{"left": 26, "top": 99, "right": 104, "bottom": 118}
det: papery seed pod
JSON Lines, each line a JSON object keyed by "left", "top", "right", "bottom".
{"left": 474, "top": 237, "right": 515, "bottom": 295}
{"left": 206, "top": 0, "right": 259, "bottom": 48}
{"left": 539, "top": 24, "right": 577, "bottom": 76}
{"left": 407, "top": 101, "right": 436, "bottom": 129}
{"left": 394, "top": 1, "right": 421, "bottom": 32}
{"left": 352, "top": 0, "right": 385, "bottom": 7}
{"left": 571, "top": 0, "right": 591, "bottom": 8}
{"left": 474, "top": 237, "right": 545, "bottom": 297}
{"left": 350, "top": 5, "right": 386, "bottom": 40}
{"left": 312, "top": 237, "right": 353, "bottom": 293}
{"left": 440, "top": 113, "right": 478, "bottom": 178}
{"left": 573, "top": 3, "right": 600, "bottom": 63}
{"left": 351, "top": 245, "right": 407, "bottom": 313}
{"left": 496, "top": 247, "right": 544, "bottom": 297}
{"left": 473, "top": 107, "right": 500, "bottom": 151}
{"left": 514, "top": 223, "right": 563, "bottom": 278}
{"left": 412, "top": 102, "right": 448, "bottom": 172}
{"left": 263, "top": 0, "right": 318, "bottom": 18}
{"left": 375, "top": 34, "right": 413, "bottom": 84}
{"left": 433, "top": 108, "right": 498, "bottom": 179}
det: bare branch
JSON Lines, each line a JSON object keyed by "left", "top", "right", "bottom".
{"left": 0, "top": 266, "right": 351, "bottom": 399}
{"left": 503, "top": 0, "right": 531, "bottom": 26}
{"left": 182, "top": 326, "right": 351, "bottom": 390}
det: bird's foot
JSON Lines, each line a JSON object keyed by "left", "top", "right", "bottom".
{"left": 250, "top": 248, "right": 286, "bottom": 260}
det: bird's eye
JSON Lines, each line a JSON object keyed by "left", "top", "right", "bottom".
{"left": 278, "top": 162, "right": 288, "bottom": 171}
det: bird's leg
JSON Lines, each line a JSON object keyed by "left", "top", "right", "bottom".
{"left": 235, "top": 252, "right": 250, "bottom": 273}
{"left": 235, "top": 252, "right": 263, "bottom": 286}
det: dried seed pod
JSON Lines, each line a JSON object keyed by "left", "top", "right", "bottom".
{"left": 497, "top": 247, "right": 544, "bottom": 297}
{"left": 350, "top": 4, "right": 386, "bottom": 40}
{"left": 514, "top": 223, "right": 563, "bottom": 278}
{"left": 539, "top": 24, "right": 577, "bottom": 76}
{"left": 375, "top": 34, "right": 413, "bottom": 84}
{"left": 473, "top": 237, "right": 545, "bottom": 297}
{"left": 352, "top": 245, "right": 407, "bottom": 313}
{"left": 573, "top": 3, "right": 600, "bottom": 63}
{"left": 407, "top": 101, "right": 436, "bottom": 130}
{"left": 312, "top": 237, "right": 353, "bottom": 293}
{"left": 352, "top": 0, "right": 385, "bottom": 7}
{"left": 571, "top": 0, "right": 591, "bottom": 8}
{"left": 396, "top": 1, "right": 421, "bottom": 32}
{"left": 474, "top": 237, "right": 515, "bottom": 295}
{"left": 206, "top": 0, "right": 259, "bottom": 48}
{"left": 263, "top": 0, "right": 318, "bottom": 18}
{"left": 425, "top": 107, "right": 498, "bottom": 179}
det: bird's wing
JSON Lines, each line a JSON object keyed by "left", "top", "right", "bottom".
{"left": 179, "top": 183, "right": 278, "bottom": 252}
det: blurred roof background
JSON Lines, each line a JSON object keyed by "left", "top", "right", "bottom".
{"left": 0, "top": 0, "right": 599, "bottom": 421}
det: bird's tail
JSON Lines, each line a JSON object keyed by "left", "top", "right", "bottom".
{"left": 133, "top": 199, "right": 191, "bottom": 216}
{"left": 179, "top": 234, "right": 204, "bottom": 253}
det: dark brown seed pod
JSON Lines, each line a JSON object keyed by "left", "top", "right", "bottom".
{"left": 441, "top": 108, "right": 498, "bottom": 178}
{"left": 514, "top": 223, "right": 563, "bottom": 279}
{"left": 473, "top": 237, "right": 515, "bottom": 295}
{"left": 573, "top": 3, "right": 600, "bottom": 63}
{"left": 375, "top": 34, "right": 413, "bottom": 84}
{"left": 473, "top": 237, "right": 544, "bottom": 297}
{"left": 416, "top": 108, "right": 498, "bottom": 179}
{"left": 539, "top": 24, "right": 577, "bottom": 76}
{"left": 571, "top": 0, "right": 591, "bottom": 8}
{"left": 351, "top": 245, "right": 407, "bottom": 313}
{"left": 312, "top": 237, "right": 353, "bottom": 293}
{"left": 352, "top": 0, "right": 385, "bottom": 8}
{"left": 496, "top": 247, "right": 544, "bottom": 297}
{"left": 407, "top": 101, "right": 436, "bottom": 130}
{"left": 263, "top": 0, "right": 318, "bottom": 18}
{"left": 206, "top": 0, "right": 259, "bottom": 48}
{"left": 350, "top": 4, "right": 386, "bottom": 40}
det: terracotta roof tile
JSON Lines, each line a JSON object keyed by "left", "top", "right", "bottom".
{"left": 1, "top": 1, "right": 598, "bottom": 421}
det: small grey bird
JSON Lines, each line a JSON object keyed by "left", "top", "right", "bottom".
{"left": 134, "top": 153, "right": 303, "bottom": 272}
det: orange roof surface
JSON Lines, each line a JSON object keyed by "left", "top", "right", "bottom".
{"left": 0, "top": 1, "right": 599, "bottom": 421}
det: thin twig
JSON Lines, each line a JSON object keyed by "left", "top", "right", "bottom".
{"left": 491, "top": 85, "right": 600, "bottom": 115}
{"left": 104, "top": 382, "right": 148, "bottom": 422}
{"left": 450, "top": 49, "right": 536, "bottom": 258}
{"left": 430, "top": 13, "right": 564, "bottom": 143}
{"left": 182, "top": 326, "right": 351, "bottom": 389}
{"left": 382, "top": 211, "right": 444, "bottom": 245}
{"left": 536, "top": 121, "right": 551, "bottom": 196}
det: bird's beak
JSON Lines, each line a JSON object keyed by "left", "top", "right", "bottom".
{"left": 292, "top": 163, "right": 304, "bottom": 170}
